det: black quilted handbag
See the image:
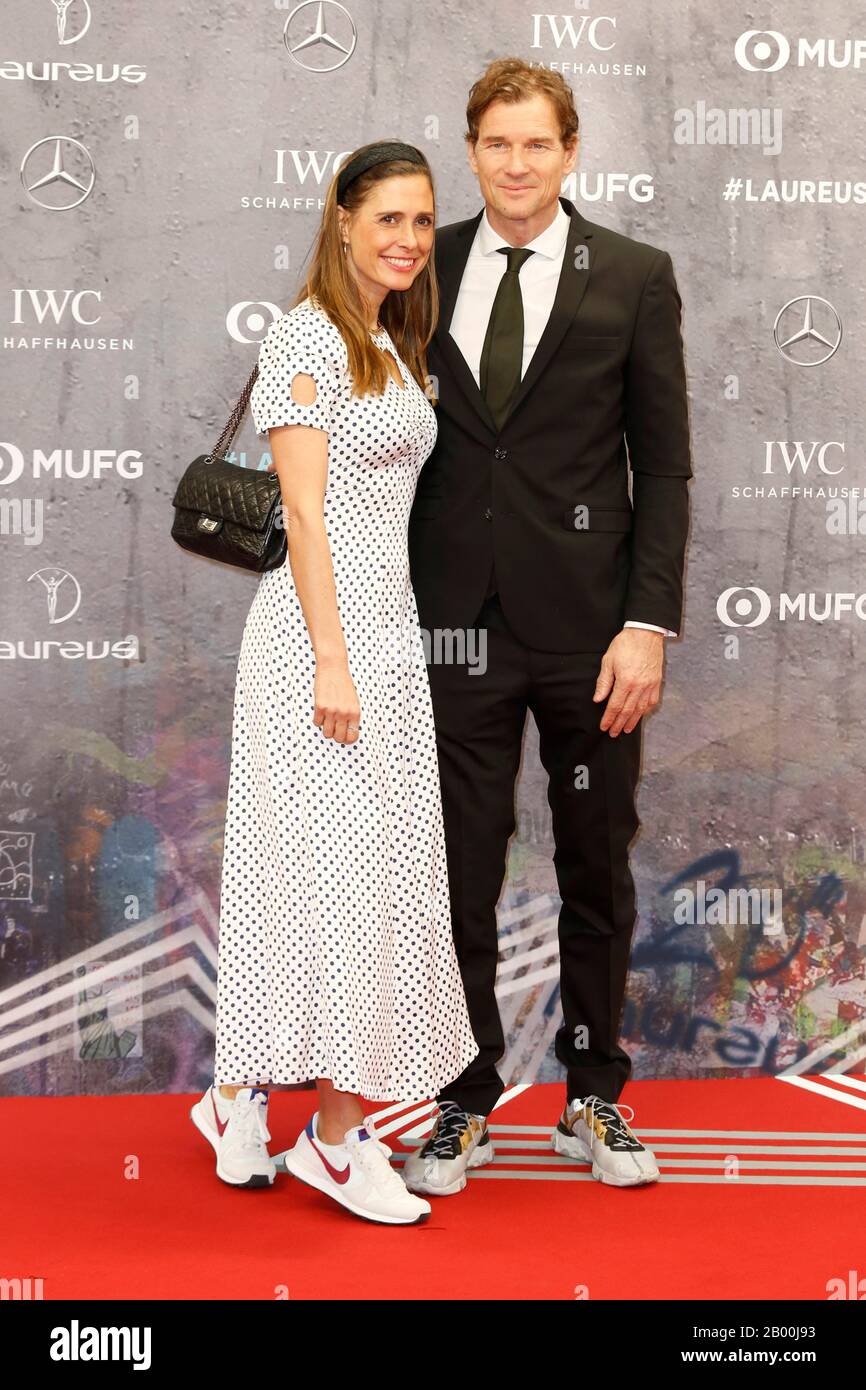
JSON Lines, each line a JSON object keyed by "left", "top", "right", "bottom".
{"left": 170, "top": 359, "right": 287, "bottom": 572}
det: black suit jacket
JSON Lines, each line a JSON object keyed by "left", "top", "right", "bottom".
{"left": 407, "top": 195, "right": 693, "bottom": 653}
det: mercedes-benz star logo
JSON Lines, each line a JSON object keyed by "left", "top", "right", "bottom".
{"left": 20, "top": 136, "right": 96, "bottom": 210}
{"left": 773, "top": 296, "right": 842, "bottom": 367}
{"left": 283, "top": 0, "right": 357, "bottom": 71}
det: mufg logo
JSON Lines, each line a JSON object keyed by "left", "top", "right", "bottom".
{"left": 1, "top": 1276, "right": 44, "bottom": 1299}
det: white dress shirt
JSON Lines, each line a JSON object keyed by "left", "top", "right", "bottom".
{"left": 447, "top": 202, "right": 676, "bottom": 638}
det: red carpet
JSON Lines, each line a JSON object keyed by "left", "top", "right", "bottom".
{"left": 3, "top": 1078, "right": 865, "bottom": 1300}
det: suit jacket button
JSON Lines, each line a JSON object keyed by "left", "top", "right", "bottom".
{"left": 494, "top": 447, "right": 508, "bottom": 459}
{"left": 484, "top": 507, "right": 493, "bottom": 521}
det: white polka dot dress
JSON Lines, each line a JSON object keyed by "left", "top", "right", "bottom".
{"left": 212, "top": 295, "right": 480, "bottom": 1101}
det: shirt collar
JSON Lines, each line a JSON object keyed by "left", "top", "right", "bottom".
{"left": 476, "top": 198, "right": 570, "bottom": 260}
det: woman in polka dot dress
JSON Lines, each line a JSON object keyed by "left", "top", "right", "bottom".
{"left": 189, "top": 142, "right": 479, "bottom": 1225}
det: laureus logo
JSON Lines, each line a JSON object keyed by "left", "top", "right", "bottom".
{"left": 0, "top": 569, "right": 140, "bottom": 661}
{"left": 28, "top": 567, "right": 82, "bottom": 624}
{"left": 51, "top": 0, "right": 92, "bottom": 45}
{"left": 0, "top": 1, "right": 146, "bottom": 84}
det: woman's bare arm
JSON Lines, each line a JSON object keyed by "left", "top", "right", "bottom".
{"left": 268, "top": 371, "right": 360, "bottom": 744}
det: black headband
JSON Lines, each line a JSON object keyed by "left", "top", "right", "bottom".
{"left": 336, "top": 141, "right": 427, "bottom": 201}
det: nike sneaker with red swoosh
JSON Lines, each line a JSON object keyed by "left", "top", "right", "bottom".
{"left": 190, "top": 1084, "right": 276, "bottom": 1187}
{"left": 280, "top": 1111, "right": 431, "bottom": 1224}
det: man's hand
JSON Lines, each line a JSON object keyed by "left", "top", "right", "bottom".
{"left": 593, "top": 628, "right": 665, "bottom": 736}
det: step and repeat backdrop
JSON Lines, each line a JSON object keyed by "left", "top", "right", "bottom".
{"left": 1, "top": 2, "right": 864, "bottom": 1096}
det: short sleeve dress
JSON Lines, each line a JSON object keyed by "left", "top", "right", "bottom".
{"left": 212, "top": 296, "right": 479, "bottom": 1101}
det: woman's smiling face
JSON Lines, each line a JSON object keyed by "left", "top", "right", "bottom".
{"left": 338, "top": 173, "right": 435, "bottom": 309}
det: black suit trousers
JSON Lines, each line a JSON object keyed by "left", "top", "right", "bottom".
{"left": 428, "top": 591, "right": 643, "bottom": 1117}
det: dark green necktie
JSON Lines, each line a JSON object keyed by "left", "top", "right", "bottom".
{"left": 479, "top": 245, "right": 535, "bottom": 430}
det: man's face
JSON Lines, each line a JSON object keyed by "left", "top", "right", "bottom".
{"left": 466, "top": 94, "right": 578, "bottom": 226}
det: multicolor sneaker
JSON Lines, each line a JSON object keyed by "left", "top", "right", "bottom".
{"left": 281, "top": 1112, "right": 431, "bottom": 1225}
{"left": 190, "top": 1084, "right": 276, "bottom": 1188}
{"left": 551, "top": 1095, "right": 660, "bottom": 1186}
{"left": 401, "top": 1100, "right": 495, "bottom": 1196}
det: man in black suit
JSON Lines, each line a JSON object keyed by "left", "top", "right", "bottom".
{"left": 403, "top": 58, "right": 692, "bottom": 1195}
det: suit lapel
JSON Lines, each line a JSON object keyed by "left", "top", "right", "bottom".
{"left": 434, "top": 206, "right": 497, "bottom": 433}
{"left": 433, "top": 195, "right": 596, "bottom": 435}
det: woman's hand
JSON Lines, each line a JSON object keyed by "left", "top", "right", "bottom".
{"left": 314, "top": 660, "right": 361, "bottom": 744}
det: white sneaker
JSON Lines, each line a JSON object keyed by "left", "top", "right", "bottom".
{"left": 402, "top": 1101, "right": 494, "bottom": 1196}
{"left": 280, "top": 1112, "right": 431, "bottom": 1225}
{"left": 551, "top": 1095, "right": 660, "bottom": 1186}
{"left": 190, "top": 1084, "right": 276, "bottom": 1188}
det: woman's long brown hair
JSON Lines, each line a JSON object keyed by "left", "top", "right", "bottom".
{"left": 290, "top": 144, "right": 439, "bottom": 397}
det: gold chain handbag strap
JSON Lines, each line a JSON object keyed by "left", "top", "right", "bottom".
{"left": 205, "top": 361, "right": 260, "bottom": 463}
